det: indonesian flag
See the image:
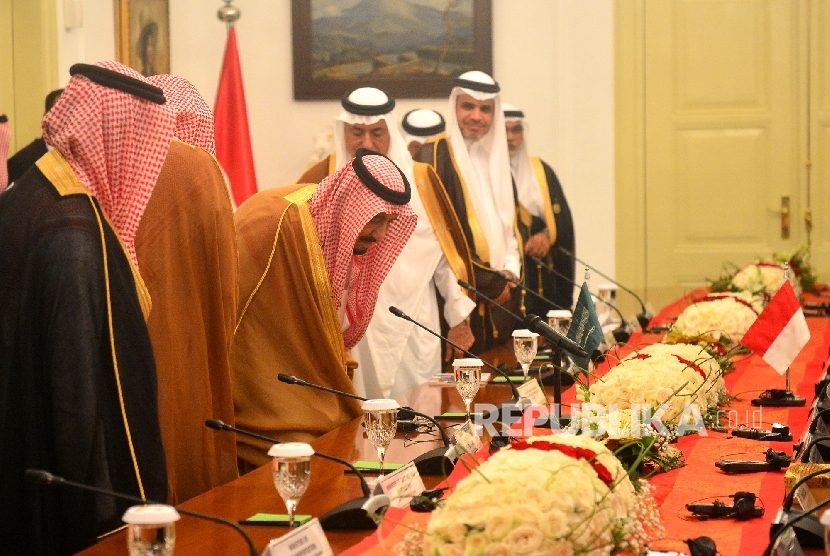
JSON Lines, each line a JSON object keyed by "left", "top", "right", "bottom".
{"left": 741, "top": 281, "right": 810, "bottom": 374}
{"left": 214, "top": 26, "right": 258, "bottom": 206}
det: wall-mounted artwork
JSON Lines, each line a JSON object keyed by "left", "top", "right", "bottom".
{"left": 292, "top": 0, "right": 492, "bottom": 100}
{"left": 115, "top": 0, "right": 170, "bottom": 77}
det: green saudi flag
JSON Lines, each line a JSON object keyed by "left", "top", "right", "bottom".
{"left": 566, "top": 282, "right": 604, "bottom": 370}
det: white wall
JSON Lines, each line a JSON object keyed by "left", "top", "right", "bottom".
{"left": 54, "top": 0, "right": 615, "bottom": 278}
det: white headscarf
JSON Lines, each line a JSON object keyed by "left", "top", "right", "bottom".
{"left": 503, "top": 102, "right": 544, "bottom": 218}
{"left": 400, "top": 108, "right": 445, "bottom": 151}
{"left": 445, "top": 70, "right": 517, "bottom": 273}
{"left": 333, "top": 87, "right": 413, "bottom": 185}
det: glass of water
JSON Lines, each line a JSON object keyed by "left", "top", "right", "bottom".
{"left": 362, "top": 399, "right": 399, "bottom": 482}
{"left": 123, "top": 504, "right": 180, "bottom": 556}
{"left": 453, "top": 358, "right": 483, "bottom": 423}
{"left": 268, "top": 442, "right": 313, "bottom": 528}
{"left": 546, "top": 309, "right": 572, "bottom": 336}
{"left": 512, "top": 329, "right": 539, "bottom": 382}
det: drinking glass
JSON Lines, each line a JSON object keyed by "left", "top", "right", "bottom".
{"left": 362, "top": 399, "right": 399, "bottom": 482}
{"left": 512, "top": 329, "right": 539, "bottom": 381}
{"left": 268, "top": 442, "right": 313, "bottom": 528}
{"left": 452, "top": 358, "right": 483, "bottom": 423}
{"left": 122, "top": 504, "right": 180, "bottom": 556}
{"left": 547, "top": 309, "right": 572, "bottom": 336}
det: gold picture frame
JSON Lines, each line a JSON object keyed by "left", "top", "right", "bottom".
{"left": 115, "top": 0, "right": 170, "bottom": 77}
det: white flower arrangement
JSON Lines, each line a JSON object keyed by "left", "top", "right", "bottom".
{"left": 731, "top": 262, "right": 798, "bottom": 298}
{"left": 422, "top": 435, "right": 661, "bottom": 556}
{"left": 577, "top": 353, "right": 712, "bottom": 429}
{"left": 673, "top": 292, "right": 761, "bottom": 342}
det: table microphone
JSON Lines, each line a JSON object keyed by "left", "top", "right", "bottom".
{"left": 24, "top": 469, "right": 258, "bottom": 556}
{"left": 276, "top": 374, "right": 456, "bottom": 476}
{"left": 204, "top": 419, "right": 380, "bottom": 530}
{"left": 554, "top": 246, "right": 654, "bottom": 329}
{"left": 766, "top": 466, "right": 830, "bottom": 551}
{"left": 527, "top": 256, "right": 631, "bottom": 343}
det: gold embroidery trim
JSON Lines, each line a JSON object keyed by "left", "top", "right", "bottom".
{"left": 36, "top": 151, "right": 152, "bottom": 319}
{"left": 413, "top": 162, "right": 472, "bottom": 295}
{"left": 444, "top": 139, "right": 490, "bottom": 264}
{"left": 531, "top": 157, "right": 557, "bottom": 245}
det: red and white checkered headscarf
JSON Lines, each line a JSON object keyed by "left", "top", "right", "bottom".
{"left": 148, "top": 74, "right": 216, "bottom": 156}
{"left": 42, "top": 61, "right": 175, "bottom": 268}
{"left": 0, "top": 115, "right": 9, "bottom": 191}
{"left": 309, "top": 153, "right": 416, "bottom": 350}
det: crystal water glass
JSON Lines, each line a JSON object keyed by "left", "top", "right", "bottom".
{"left": 362, "top": 399, "right": 399, "bottom": 482}
{"left": 123, "top": 504, "right": 180, "bottom": 556}
{"left": 453, "top": 358, "right": 483, "bottom": 423}
{"left": 547, "top": 309, "right": 572, "bottom": 336}
{"left": 268, "top": 442, "right": 313, "bottom": 528}
{"left": 512, "top": 329, "right": 539, "bottom": 381}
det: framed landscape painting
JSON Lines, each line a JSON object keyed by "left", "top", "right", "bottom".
{"left": 115, "top": 0, "right": 171, "bottom": 77}
{"left": 292, "top": 0, "right": 493, "bottom": 100}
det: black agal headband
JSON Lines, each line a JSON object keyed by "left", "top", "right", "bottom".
{"left": 454, "top": 76, "right": 500, "bottom": 94}
{"left": 351, "top": 148, "right": 411, "bottom": 206}
{"left": 341, "top": 89, "right": 395, "bottom": 116}
{"left": 69, "top": 64, "right": 166, "bottom": 105}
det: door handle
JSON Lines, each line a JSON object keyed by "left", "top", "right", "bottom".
{"left": 780, "top": 196, "right": 790, "bottom": 240}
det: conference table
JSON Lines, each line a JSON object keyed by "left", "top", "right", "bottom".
{"left": 78, "top": 291, "right": 830, "bottom": 556}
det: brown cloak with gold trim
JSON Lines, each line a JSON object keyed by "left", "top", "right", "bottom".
{"left": 135, "top": 140, "right": 239, "bottom": 503}
{"left": 231, "top": 184, "right": 363, "bottom": 468}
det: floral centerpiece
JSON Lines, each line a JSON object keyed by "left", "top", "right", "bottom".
{"left": 576, "top": 352, "right": 713, "bottom": 432}
{"left": 773, "top": 246, "right": 818, "bottom": 294}
{"left": 731, "top": 261, "right": 798, "bottom": 298}
{"left": 423, "top": 435, "right": 662, "bottom": 555}
{"left": 672, "top": 292, "right": 761, "bottom": 343}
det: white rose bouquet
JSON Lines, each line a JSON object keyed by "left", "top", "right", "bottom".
{"left": 673, "top": 292, "right": 761, "bottom": 343}
{"left": 423, "top": 435, "right": 661, "bottom": 555}
{"left": 577, "top": 352, "right": 712, "bottom": 429}
{"left": 731, "top": 261, "right": 798, "bottom": 298}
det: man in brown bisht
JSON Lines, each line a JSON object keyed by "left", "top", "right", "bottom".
{"left": 0, "top": 61, "right": 170, "bottom": 555}
{"left": 232, "top": 149, "right": 416, "bottom": 469}
{"left": 414, "top": 70, "right": 523, "bottom": 353}
{"left": 136, "top": 74, "right": 238, "bottom": 503}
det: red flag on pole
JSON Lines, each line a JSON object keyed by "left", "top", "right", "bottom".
{"left": 740, "top": 281, "right": 810, "bottom": 374}
{"left": 214, "top": 26, "right": 258, "bottom": 206}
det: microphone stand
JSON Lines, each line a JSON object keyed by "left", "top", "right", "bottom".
{"left": 25, "top": 469, "right": 258, "bottom": 556}
{"left": 275, "top": 375, "right": 456, "bottom": 476}
{"left": 204, "top": 419, "right": 380, "bottom": 530}
{"left": 552, "top": 246, "right": 653, "bottom": 329}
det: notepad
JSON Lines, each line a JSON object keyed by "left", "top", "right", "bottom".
{"left": 239, "top": 513, "right": 312, "bottom": 526}
{"left": 435, "top": 411, "right": 481, "bottom": 420}
{"left": 491, "top": 375, "right": 527, "bottom": 383}
{"left": 349, "top": 460, "right": 404, "bottom": 472}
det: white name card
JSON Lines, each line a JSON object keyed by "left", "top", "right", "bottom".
{"left": 263, "top": 518, "right": 332, "bottom": 556}
{"left": 517, "top": 378, "right": 548, "bottom": 406}
{"left": 453, "top": 420, "right": 482, "bottom": 454}
{"left": 378, "top": 461, "right": 425, "bottom": 509}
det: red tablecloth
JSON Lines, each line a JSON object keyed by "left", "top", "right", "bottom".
{"left": 341, "top": 291, "right": 830, "bottom": 556}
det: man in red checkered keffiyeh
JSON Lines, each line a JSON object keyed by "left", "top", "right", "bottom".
{"left": 231, "top": 148, "right": 416, "bottom": 465}
{"left": 42, "top": 61, "right": 176, "bottom": 268}
{"left": 148, "top": 74, "right": 216, "bottom": 155}
{"left": 0, "top": 61, "right": 170, "bottom": 553}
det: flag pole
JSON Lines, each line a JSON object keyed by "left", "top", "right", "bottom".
{"left": 217, "top": 0, "right": 240, "bottom": 28}
{"left": 751, "top": 263, "right": 806, "bottom": 407}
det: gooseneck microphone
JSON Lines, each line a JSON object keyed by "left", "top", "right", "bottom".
{"left": 457, "top": 279, "right": 525, "bottom": 324}
{"left": 388, "top": 306, "right": 521, "bottom": 401}
{"left": 275, "top": 374, "right": 455, "bottom": 475}
{"left": 25, "top": 469, "right": 258, "bottom": 556}
{"left": 204, "top": 419, "right": 379, "bottom": 530}
{"left": 523, "top": 314, "right": 590, "bottom": 360}
{"left": 492, "top": 269, "right": 568, "bottom": 311}
{"left": 554, "top": 246, "right": 653, "bottom": 329}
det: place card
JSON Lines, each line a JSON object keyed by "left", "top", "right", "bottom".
{"left": 517, "top": 378, "right": 548, "bottom": 406}
{"left": 377, "top": 461, "right": 425, "bottom": 509}
{"left": 453, "top": 420, "right": 482, "bottom": 454}
{"left": 262, "top": 517, "right": 332, "bottom": 556}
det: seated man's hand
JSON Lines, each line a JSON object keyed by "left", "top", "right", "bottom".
{"left": 524, "top": 232, "right": 551, "bottom": 259}
{"left": 494, "top": 270, "right": 518, "bottom": 305}
{"left": 444, "top": 319, "right": 475, "bottom": 361}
